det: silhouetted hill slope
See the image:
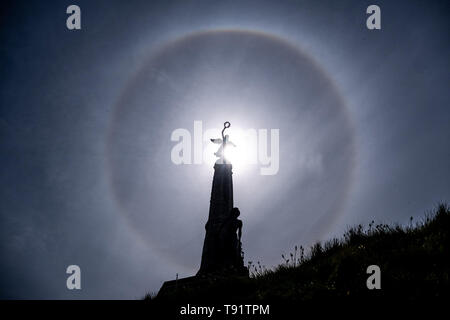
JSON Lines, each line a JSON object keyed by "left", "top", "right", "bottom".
{"left": 150, "top": 204, "right": 449, "bottom": 302}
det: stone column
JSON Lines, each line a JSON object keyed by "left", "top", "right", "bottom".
{"left": 197, "top": 162, "right": 234, "bottom": 275}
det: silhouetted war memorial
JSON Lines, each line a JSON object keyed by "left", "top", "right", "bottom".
{"left": 158, "top": 122, "right": 248, "bottom": 297}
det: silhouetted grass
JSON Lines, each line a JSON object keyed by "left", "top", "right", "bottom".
{"left": 151, "top": 203, "right": 449, "bottom": 302}
{"left": 143, "top": 291, "right": 157, "bottom": 301}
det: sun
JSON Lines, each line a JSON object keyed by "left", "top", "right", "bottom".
{"left": 223, "top": 128, "right": 257, "bottom": 173}
{"left": 202, "top": 125, "right": 258, "bottom": 174}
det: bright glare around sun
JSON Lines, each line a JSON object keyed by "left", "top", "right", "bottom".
{"left": 204, "top": 127, "right": 258, "bottom": 174}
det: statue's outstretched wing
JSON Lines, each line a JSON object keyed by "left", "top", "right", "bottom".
{"left": 210, "top": 138, "right": 222, "bottom": 144}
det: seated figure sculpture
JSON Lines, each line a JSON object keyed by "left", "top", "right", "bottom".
{"left": 219, "top": 207, "right": 244, "bottom": 271}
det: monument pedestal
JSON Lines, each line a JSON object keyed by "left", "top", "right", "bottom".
{"left": 198, "top": 162, "right": 245, "bottom": 275}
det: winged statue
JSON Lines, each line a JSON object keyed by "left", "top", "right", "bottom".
{"left": 211, "top": 121, "right": 236, "bottom": 161}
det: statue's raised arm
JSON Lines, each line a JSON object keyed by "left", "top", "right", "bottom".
{"left": 221, "top": 121, "right": 231, "bottom": 140}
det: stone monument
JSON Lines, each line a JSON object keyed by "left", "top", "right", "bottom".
{"left": 158, "top": 121, "right": 248, "bottom": 298}
{"left": 197, "top": 121, "right": 247, "bottom": 276}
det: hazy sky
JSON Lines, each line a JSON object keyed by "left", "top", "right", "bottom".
{"left": 1, "top": 0, "right": 449, "bottom": 299}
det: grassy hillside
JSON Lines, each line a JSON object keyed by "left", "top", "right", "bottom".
{"left": 150, "top": 203, "right": 449, "bottom": 302}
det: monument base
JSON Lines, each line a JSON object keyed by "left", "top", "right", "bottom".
{"left": 157, "top": 270, "right": 249, "bottom": 300}
{"left": 157, "top": 275, "right": 205, "bottom": 299}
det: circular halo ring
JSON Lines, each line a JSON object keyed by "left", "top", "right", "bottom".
{"left": 106, "top": 28, "right": 357, "bottom": 271}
